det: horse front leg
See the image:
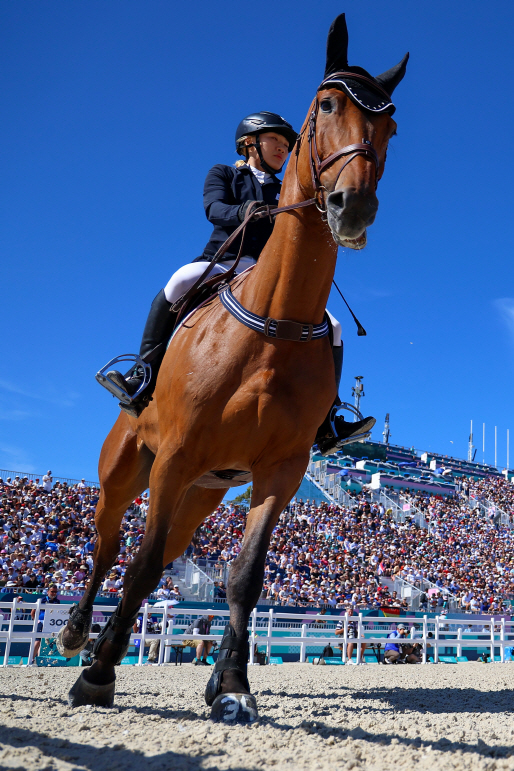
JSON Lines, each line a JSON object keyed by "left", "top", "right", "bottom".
{"left": 205, "top": 454, "right": 309, "bottom": 724}
{"left": 57, "top": 501, "right": 123, "bottom": 658}
{"left": 58, "top": 424, "right": 153, "bottom": 661}
{"left": 68, "top": 447, "right": 195, "bottom": 708}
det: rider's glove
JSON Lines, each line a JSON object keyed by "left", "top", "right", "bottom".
{"left": 238, "top": 200, "right": 266, "bottom": 222}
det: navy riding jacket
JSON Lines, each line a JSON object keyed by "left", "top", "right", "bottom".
{"left": 199, "top": 164, "right": 282, "bottom": 262}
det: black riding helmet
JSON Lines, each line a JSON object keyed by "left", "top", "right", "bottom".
{"left": 235, "top": 111, "right": 298, "bottom": 175}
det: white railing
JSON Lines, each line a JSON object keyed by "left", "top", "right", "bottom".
{"left": 1, "top": 601, "right": 513, "bottom": 666}
{"left": 370, "top": 488, "right": 431, "bottom": 530}
{"left": 387, "top": 574, "right": 460, "bottom": 613}
{"left": 304, "top": 463, "right": 337, "bottom": 505}
{"left": 188, "top": 559, "right": 230, "bottom": 587}
{"left": 0, "top": 469, "right": 99, "bottom": 488}
{"left": 305, "top": 459, "right": 358, "bottom": 507}
{"left": 470, "top": 497, "right": 513, "bottom": 529}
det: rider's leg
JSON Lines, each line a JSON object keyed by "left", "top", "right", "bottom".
{"left": 105, "top": 259, "right": 255, "bottom": 411}
{"left": 106, "top": 289, "right": 177, "bottom": 399}
{"left": 105, "top": 261, "right": 225, "bottom": 409}
{"left": 315, "top": 312, "right": 375, "bottom": 454}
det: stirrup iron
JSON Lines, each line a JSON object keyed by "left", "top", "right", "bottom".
{"left": 318, "top": 402, "right": 373, "bottom": 455}
{"left": 95, "top": 354, "right": 151, "bottom": 406}
{"left": 336, "top": 402, "right": 372, "bottom": 445}
{"left": 338, "top": 401, "right": 367, "bottom": 424}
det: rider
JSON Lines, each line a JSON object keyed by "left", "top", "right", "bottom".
{"left": 103, "top": 112, "right": 375, "bottom": 452}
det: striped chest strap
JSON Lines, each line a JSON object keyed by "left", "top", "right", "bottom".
{"left": 218, "top": 284, "right": 329, "bottom": 342}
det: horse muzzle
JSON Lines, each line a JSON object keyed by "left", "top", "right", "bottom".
{"left": 326, "top": 188, "right": 378, "bottom": 250}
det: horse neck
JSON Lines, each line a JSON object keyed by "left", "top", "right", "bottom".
{"left": 240, "top": 162, "right": 338, "bottom": 325}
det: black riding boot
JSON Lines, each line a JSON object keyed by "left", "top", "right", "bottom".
{"left": 106, "top": 289, "right": 178, "bottom": 417}
{"left": 315, "top": 345, "right": 376, "bottom": 455}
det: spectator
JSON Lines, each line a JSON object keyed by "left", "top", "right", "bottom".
{"left": 1, "top": 461, "right": 514, "bottom": 614}
{"left": 335, "top": 616, "right": 367, "bottom": 664}
{"left": 30, "top": 584, "right": 60, "bottom": 663}
{"left": 184, "top": 614, "right": 215, "bottom": 665}
{"left": 384, "top": 624, "right": 419, "bottom": 664}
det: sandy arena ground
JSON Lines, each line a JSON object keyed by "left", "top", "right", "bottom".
{"left": 0, "top": 662, "right": 513, "bottom": 770}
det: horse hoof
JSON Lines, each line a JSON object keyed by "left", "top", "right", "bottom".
{"left": 68, "top": 671, "right": 115, "bottom": 708}
{"left": 210, "top": 693, "right": 258, "bottom": 724}
{"left": 56, "top": 627, "right": 88, "bottom": 659}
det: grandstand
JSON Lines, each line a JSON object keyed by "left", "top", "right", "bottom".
{"left": 1, "top": 434, "right": 513, "bottom": 617}
{"left": 301, "top": 439, "right": 506, "bottom": 506}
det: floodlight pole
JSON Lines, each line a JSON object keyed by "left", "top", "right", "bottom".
{"left": 468, "top": 420, "right": 474, "bottom": 463}
{"left": 352, "top": 376, "right": 364, "bottom": 422}
{"left": 383, "top": 413, "right": 390, "bottom": 445}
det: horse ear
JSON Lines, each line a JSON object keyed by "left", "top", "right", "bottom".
{"left": 324, "top": 13, "right": 349, "bottom": 77}
{"left": 375, "top": 53, "right": 410, "bottom": 96}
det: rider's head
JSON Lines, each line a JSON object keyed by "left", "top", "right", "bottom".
{"left": 235, "top": 112, "right": 297, "bottom": 175}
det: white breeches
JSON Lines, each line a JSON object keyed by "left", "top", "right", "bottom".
{"left": 163, "top": 258, "right": 342, "bottom": 346}
{"left": 327, "top": 311, "right": 342, "bottom": 346}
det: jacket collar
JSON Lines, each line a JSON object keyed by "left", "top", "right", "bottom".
{"left": 238, "top": 163, "right": 281, "bottom": 187}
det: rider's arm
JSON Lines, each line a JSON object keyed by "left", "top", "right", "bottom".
{"left": 203, "top": 165, "right": 243, "bottom": 227}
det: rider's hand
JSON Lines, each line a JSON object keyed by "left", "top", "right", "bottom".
{"left": 238, "top": 200, "right": 266, "bottom": 222}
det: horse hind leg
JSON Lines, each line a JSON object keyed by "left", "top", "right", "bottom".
{"left": 205, "top": 454, "right": 308, "bottom": 724}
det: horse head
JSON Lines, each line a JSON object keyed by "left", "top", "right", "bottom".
{"left": 297, "top": 14, "right": 409, "bottom": 250}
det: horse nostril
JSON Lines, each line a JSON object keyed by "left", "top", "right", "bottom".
{"left": 327, "top": 189, "right": 378, "bottom": 225}
{"left": 326, "top": 190, "right": 344, "bottom": 213}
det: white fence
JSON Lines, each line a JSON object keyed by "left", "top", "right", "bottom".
{"left": 1, "top": 599, "right": 514, "bottom": 667}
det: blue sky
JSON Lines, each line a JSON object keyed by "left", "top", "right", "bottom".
{"left": 1, "top": 1, "right": 514, "bottom": 481}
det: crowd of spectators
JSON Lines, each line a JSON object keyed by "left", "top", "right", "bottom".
{"left": 2, "top": 464, "right": 514, "bottom": 615}
{"left": 464, "top": 474, "right": 514, "bottom": 517}
{"left": 190, "top": 499, "right": 409, "bottom": 612}
{"left": 385, "top": 476, "right": 514, "bottom": 614}
{"left": 190, "top": 471, "right": 514, "bottom": 614}
{"left": 0, "top": 473, "right": 169, "bottom": 598}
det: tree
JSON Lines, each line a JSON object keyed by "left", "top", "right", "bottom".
{"left": 228, "top": 486, "right": 252, "bottom": 506}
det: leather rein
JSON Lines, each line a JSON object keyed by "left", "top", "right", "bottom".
{"left": 172, "top": 71, "right": 382, "bottom": 320}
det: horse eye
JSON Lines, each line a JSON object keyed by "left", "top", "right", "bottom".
{"left": 320, "top": 99, "right": 333, "bottom": 113}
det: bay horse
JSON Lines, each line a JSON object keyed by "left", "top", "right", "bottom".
{"left": 58, "top": 14, "right": 408, "bottom": 722}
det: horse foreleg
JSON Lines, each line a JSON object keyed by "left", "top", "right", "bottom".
{"left": 74, "top": 450, "right": 205, "bottom": 702}
{"left": 61, "top": 423, "right": 153, "bottom": 666}
{"left": 205, "top": 454, "right": 308, "bottom": 723}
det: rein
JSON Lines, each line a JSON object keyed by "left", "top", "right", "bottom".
{"left": 172, "top": 71, "right": 383, "bottom": 337}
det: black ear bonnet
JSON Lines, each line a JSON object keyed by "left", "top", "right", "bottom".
{"left": 321, "top": 14, "right": 409, "bottom": 116}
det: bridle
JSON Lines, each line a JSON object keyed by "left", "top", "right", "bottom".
{"left": 244, "top": 70, "right": 385, "bottom": 220}
{"left": 303, "top": 71, "right": 384, "bottom": 216}
{"left": 171, "top": 72, "right": 387, "bottom": 315}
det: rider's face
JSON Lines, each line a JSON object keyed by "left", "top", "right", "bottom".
{"left": 247, "top": 132, "right": 289, "bottom": 171}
